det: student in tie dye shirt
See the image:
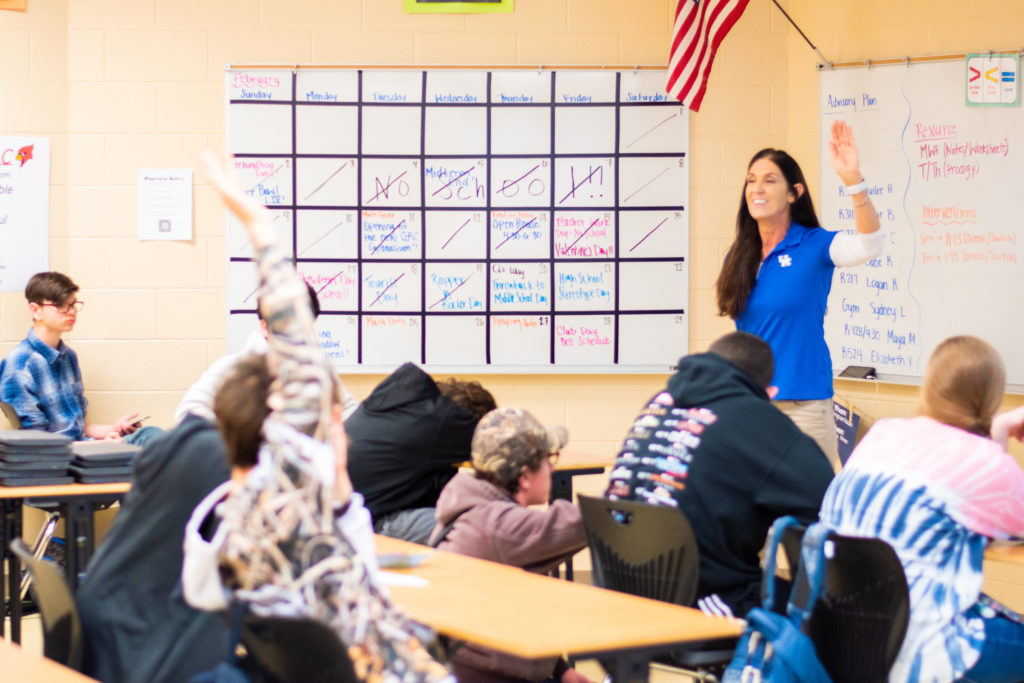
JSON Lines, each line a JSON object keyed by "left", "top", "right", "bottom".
{"left": 182, "top": 152, "right": 452, "bottom": 683}
{"left": 819, "top": 336, "right": 1024, "bottom": 682}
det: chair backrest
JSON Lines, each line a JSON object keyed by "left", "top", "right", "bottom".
{"left": 806, "top": 534, "right": 910, "bottom": 683}
{"left": 242, "top": 614, "right": 359, "bottom": 683}
{"left": 577, "top": 494, "right": 699, "bottom": 606}
{"left": 763, "top": 522, "right": 807, "bottom": 614}
{"left": 10, "top": 538, "right": 83, "bottom": 671}
{"left": 0, "top": 401, "right": 22, "bottom": 429}
{"left": 779, "top": 524, "right": 804, "bottom": 580}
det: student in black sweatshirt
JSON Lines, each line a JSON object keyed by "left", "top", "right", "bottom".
{"left": 345, "top": 362, "right": 495, "bottom": 543}
{"left": 605, "top": 331, "right": 834, "bottom": 617}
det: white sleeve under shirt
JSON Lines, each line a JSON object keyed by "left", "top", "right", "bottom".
{"left": 829, "top": 230, "right": 884, "bottom": 268}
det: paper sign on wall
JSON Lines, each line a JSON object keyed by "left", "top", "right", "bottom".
{"left": 137, "top": 169, "right": 193, "bottom": 240}
{"left": 0, "top": 136, "right": 50, "bottom": 292}
{"left": 966, "top": 53, "right": 1019, "bottom": 106}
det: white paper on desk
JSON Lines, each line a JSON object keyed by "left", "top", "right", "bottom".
{"left": 137, "top": 168, "right": 192, "bottom": 240}
{"left": 378, "top": 570, "right": 429, "bottom": 588}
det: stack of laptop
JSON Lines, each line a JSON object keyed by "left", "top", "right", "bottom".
{"left": 70, "top": 441, "right": 141, "bottom": 483}
{"left": 0, "top": 430, "right": 74, "bottom": 486}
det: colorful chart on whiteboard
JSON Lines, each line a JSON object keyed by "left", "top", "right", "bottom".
{"left": 225, "top": 68, "right": 688, "bottom": 373}
{"left": 819, "top": 59, "right": 1024, "bottom": 387}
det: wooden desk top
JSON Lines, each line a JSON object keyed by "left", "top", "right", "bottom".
{"left": 0, "top": 481, "right": 131, "bottom": 500}
{"left": 375, "top": 536, "right": 742, "bottom": 660}
{"left": 0, "top": 639, "right": 97, "bottom": 681}
{"left": 985, "top": 542, "right": 1024, "bottom": 566}
{"left": 554, "top": 449, "right": 615, "bottom": 471}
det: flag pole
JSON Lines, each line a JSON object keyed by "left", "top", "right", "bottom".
{"left": 769, "top": 0, "right": 830, "bottom": 67}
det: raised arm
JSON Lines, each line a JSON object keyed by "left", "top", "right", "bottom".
{"left": 829, "top": 120, "right": 880, "bottom": 235}
{"left": 201, "top": 151, "right": 338, "bottom": 441}
{"left": 992, "top": 406, "right": 1024, "bottom": 451}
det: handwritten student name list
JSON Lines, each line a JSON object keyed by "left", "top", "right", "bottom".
{"left": 225, "top": 69, "right": 688, "bottom": 370}
{"left": 822, "top": 67, "right": 1020, "bottom": 378}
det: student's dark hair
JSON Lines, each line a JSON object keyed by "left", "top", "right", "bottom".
{"left": 437, "top": 378, "right": 497, "bottom": 418}
{"left": 257, "top": 281, "right": 321, "bottom": 321}
{"left": 213, "top": 355, "right": 273, "bottom": 469}
{"left": 708, "top": 331, "right": 775, "bottom": 390}
{"left": 715, "top": 148, "right": 821, "bottom": 318}
{"left": 25, "top": 271, "right": 79, "bottom": 306}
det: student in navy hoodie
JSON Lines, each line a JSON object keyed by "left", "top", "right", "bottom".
{"left": 605, "top": 331, "right": 834, "bottom": 617}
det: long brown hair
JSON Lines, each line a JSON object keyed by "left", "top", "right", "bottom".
{"left": 715, "top": 148, "right": 821, "bottom": 318}
{"left": 919, "top": 335, "right": 1005, "bottom": 437}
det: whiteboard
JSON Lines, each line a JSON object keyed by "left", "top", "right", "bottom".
{"left": 819, "top": 59, "right": 1024, "bottom": 387}
{"left": 225, "top": 68, "right": 689, "bottom": 373}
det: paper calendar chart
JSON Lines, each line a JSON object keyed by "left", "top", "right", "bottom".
{"left": 225, "top": 68, "right": 688, "bottom": 373}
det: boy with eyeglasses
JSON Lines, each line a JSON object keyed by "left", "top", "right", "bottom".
{"left": 430, "top": 407, "right": 592, "bottom": 683}
{"left": 0, "top": 271, "right": 159, "bottom": 444}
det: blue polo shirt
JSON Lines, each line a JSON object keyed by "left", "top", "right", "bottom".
{"left": 736, "top": 223, "right": 837, "bottom": 400}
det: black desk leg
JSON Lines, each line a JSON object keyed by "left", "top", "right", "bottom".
{"left": 11, "top": 500, "right": 21, "bottom": 643}
{"left": 1, "top": 499, "right": 8, "bottom": 640}
{"left": 2, "top": 498, "right": 23, "bottom": 643}
{"left": 605, "top": 654, "right": 649, "bottom": 683}
{"left": 549, "top": 471, "right": 574, "bottom": 581}
{"left": 64, "top": 499, "right": 95, "bottom": 593}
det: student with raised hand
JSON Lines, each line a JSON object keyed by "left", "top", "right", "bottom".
{"left": 715, "top": 121, "right": 881, "bottom": 469}
{"left": 174, "top": 280, "right": 358, "bottom": 424}
{"left": 819, "top": 336, "right": 1024, "bottom": 682}
{"left": 182, "top": 151, "right": 452, "bottom": 683}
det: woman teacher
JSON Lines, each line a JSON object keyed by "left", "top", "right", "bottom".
{"left": 715, "top": 121, "right": 881, "bottom": 468}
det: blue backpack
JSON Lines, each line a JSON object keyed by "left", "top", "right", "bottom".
{"left": 722, "top": 517, "right": 833, "bottom": 683}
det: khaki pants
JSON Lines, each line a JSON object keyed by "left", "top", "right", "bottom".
{"left": 775, "top": 398, "right": 840, "bottom": 473}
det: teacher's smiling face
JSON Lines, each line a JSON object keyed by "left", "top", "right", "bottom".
{"left": 745, "top": 158, "right": 801, "bottom": 224}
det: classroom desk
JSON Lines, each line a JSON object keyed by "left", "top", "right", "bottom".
{"left": 985, "top": 542, "right": 1024, "bottom": 566}
{"left": 1, "top": 482, "right": 130, "bottom": 643}
{"left": 376, "top": 535, "right": 743, "bottom": 683}
{"left": 0, "top": 638, "right": 98, "bottom": 682}
{"left": 549, "top": 449, "right": 613, "bottom": 503}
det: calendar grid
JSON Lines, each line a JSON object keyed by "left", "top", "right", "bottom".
{"left": 225, "top": 68, "right": 689, "bottom": 372}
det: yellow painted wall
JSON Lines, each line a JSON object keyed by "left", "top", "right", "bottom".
{"left": 1, "top": 0, "right": 1022, "bottom": 461}
{"left": 1, "top": 0, "right": 1022, "bottom": 605}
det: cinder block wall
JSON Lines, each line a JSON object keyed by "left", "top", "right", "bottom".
{"left": 1, "top": 0, "right": 1021, "bottom": 589}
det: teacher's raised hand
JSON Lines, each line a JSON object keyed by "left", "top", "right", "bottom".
{"left": 828, "top": 119, "right": 864, "bottom": 186}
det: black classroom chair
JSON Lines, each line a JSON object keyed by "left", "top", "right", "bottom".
{"left": 803, "top": 534, "right": 910, "bottom": 683}
{"left": 577, "top": 494, "right": 738, "bottom": 682}
{"left": 10, "top": 537, "right": 84, "bottom": 671}
{"left": 241, "top": 614, "right": 360, "bottom": 683}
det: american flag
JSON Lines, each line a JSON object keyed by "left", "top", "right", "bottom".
{"left": 666, "top": 0, "right": 751, "bottom": 111}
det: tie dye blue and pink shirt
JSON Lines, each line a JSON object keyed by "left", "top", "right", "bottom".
{"left": 820, "top": 416, "right": 1024, "bottom": 682}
